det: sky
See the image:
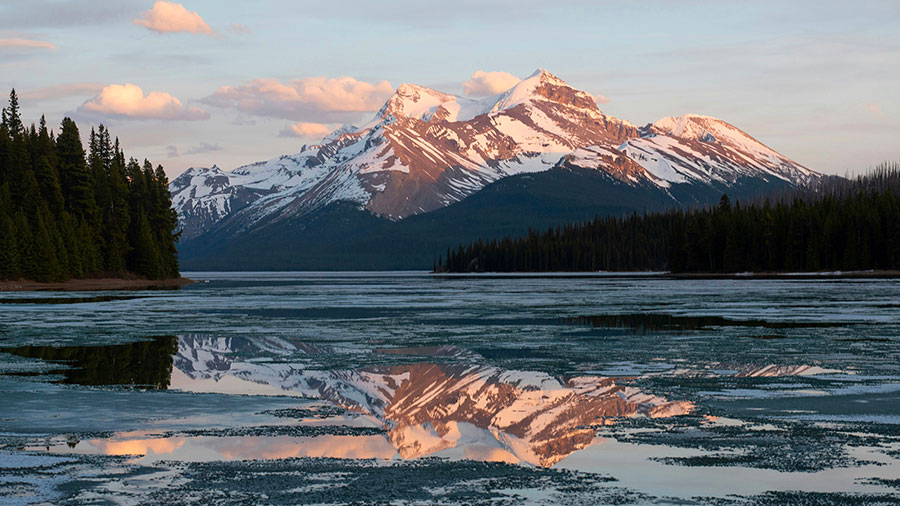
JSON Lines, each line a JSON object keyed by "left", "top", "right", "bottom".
{"left": 1, "top": 0, "right": 898, "bottom": 179}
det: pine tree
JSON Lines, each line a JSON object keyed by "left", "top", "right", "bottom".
{"left": 57, "top": 117, "right": 97, "bottom": 221}
{"left": 15, "top": 212, "right": 37, "bottom": 280}
{"left": 133, "top": 214, "right": 161, "bottom": 278}
{"left": 33, "top": 155, "right": 64, "bottom": 214}
{"left": 5, "top": 89, "right": 22, "bottom": 136}
{"left": 0, "top": 210, "right": 18, "bottom": 279}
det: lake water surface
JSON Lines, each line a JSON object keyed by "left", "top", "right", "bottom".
{"left": 1, "top": 272, "right": 899, "bottom": 504}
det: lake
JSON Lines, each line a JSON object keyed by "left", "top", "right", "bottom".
{"left": 1, "top": 272, "right": 899, "bottom": 504}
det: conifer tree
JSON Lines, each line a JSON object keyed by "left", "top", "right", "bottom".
{"left": 5, "top": 89, "right": 22, "bottom": 136}
{"left": 0, "top": 213, "right": 18, "bottom": 278}
{"left": 57, "top": 117, "right": 96, "bottom": 221}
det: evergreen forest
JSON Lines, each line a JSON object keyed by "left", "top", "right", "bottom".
{"left": 437, "top": 163, "right": 900, "bottom": 274}
{"left": 0, "top": 90, "right": 180, "bottom": 282}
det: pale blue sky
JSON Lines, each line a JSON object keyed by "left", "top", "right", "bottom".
{"left": 1, "top": 0, "right": 898, "bottom": 177}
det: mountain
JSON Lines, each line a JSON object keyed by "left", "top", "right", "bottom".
{"left": 171, "top": 69, "right": 821, "bottom": 269}
{"left": 172, "top": 336, "right": 693, "bottom": 467}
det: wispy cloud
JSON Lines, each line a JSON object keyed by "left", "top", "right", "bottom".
{"left": 229, "top": 23, "right": 250, "bottom": 35}
{"left": 79, "top": 83, "right": 209, "bottom": 120}
{"left": 20, "top": 82, "right": 104, "bottom": 101}
{"left": 205, "top": 76, "right": 394, "bottom": 122}
{"left": 593, "top": 94, "right": 611, "bottom": 106}
{"left": 0, "top": 38, "right": 55, "bottom": 50}
{"left": 462, "top": 70, "right": 520, "bottom": 96}
{"left": 133, "top": 1, "right": 214, "bottom": 36}
{"left": 0, "top": 0, "right": 144, "bottom": 29}
{"left": 232, "top": 116, "right": 257, "bottom": 126}
{"left": 167, "top": 142, "right": 222, "bottom": 158}
{"left": 184, "top": 142, "right": 222, "bottom": 155}
{"left": 278, "top": 122, "right": 333, "bottom": 139}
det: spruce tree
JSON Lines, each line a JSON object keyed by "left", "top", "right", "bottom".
{"left": 57, "top": 117, "right": 96, "bottom": 221}
{"left": 0, "top": 214, "right": 19, "bottom": 279}
{"left": 133, "top": 214, "right": 161, "bottom": 278}
{"left": 6, "top": 89, "right": 22, "bottom": 136}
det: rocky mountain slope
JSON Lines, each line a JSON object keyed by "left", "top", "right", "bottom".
{"left": 171, "top": 69, "right": 819, "bottom": 242}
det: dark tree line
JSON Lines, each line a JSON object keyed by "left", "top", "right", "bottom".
{"left": 436, "top": 213, "right": 672, "bottom": 273}
{"left": 5, "top": 335, "right": 177, "bottom": 389}
{"left": 0, "top": 89, "right": 180, "bottom": 282}
{"left": 437, "top": 162, "right": 900, "bottom": 273}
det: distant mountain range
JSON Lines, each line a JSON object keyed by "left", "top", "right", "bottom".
{"left": 171, "top": 69, "right": 820, "bottom": 270}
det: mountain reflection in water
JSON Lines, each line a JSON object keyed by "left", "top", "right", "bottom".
{"left": 172, "top": 336, "right": 694, "bottom": 467}
{"left": 6, "top": 335, "right": 839, "bottom": 467}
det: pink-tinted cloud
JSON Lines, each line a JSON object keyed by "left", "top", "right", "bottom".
{"left": 865, "top": 103, "right": 884, "bottom": 118}
{"left": 593, "top": 94, "right": 611, "bottom": 105}
{"left": 205, "top": 76, "right": 394, "bottom": 122}
{"left": 462, "top": 70, "right": 520, "bottom": 96}
{"left": 21, "top": 82, "right": 104, "bottom": 101}
{"left": 278, "top": 121, "right": 333, "bottom": 139}
{"left": 79, "top": 83, "right": 209, "bottom": 120}
{"left": 0, "top": 38, "right": 55, "bottom": 50}
{"left": 133, "top": 1, "right": 214, "bottom": 35}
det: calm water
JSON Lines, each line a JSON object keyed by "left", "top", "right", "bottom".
{"left": 1, "top": 272, "right": 899, "bottom": 504}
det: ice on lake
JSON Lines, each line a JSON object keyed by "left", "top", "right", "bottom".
{"left": 1, "top": 272, "right": 899, "bottom": 504}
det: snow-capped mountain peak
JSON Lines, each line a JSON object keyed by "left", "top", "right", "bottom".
{"left": 488, "top": 67, "right": 596, "bottom": 114}
{"left": 171, "top": 68, "right": 820, "bottom": 240}
{"left": 379, "top": 83, "right": 461, "bottom": 122}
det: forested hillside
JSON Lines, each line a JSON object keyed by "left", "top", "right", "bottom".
{"left": 0, "top": 90, "right": 180, "bottom": 282}
{"left": 438, "top": 163, "right": 900, "bottom": 274}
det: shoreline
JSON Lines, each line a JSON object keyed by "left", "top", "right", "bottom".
{"left": 430, "top": 270, "right": 900, "bottom": 280}
{"left": 664, "top": 270, "right": 900, "bottom": 280}
{"left": 0, "top": 277, "right": 195, "bottom": 292}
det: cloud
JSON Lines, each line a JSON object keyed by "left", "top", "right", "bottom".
{"left": 167, "top": 142, "right": 222, "bottom": 158}
{"left": 278, "top": 122, "right": 333, "bottom": 139}
{"left": 79, "top": 83, "right": 209, "bottom": 120}
{"left": 593, "top": 94, "right": 611, "bottom": 105}
{"left": 133, "top": 1, "right": 214, "bottom": 35}
{"left": 20, "top": 82, "right": 104, "bottom": 101}
{"left": 229, "top": 23, "right": 250, "bottom": 34}
{"left": 0, "top": 38, "right": 55, "bottom": 50}
{"left": 865, "top": 103, "right": 884, "bottom": 118}
{"left": 232, "top": 116, "right": 256, "bottom": 126}
{"left": 0, "top": 1, "right": 144, "bottom": 29}
{"left": 184, "top": 142, "right": 222, "bottom": 155}
{"left": 205, "top": 76, "right": 394, "bottom": 122}
{"left": 462, "top": 70, "right": 520, "bottom": 96}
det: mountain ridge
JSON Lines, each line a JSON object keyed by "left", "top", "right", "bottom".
{"left": 172, "top": 68, "right": 820, "bottom": 269}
